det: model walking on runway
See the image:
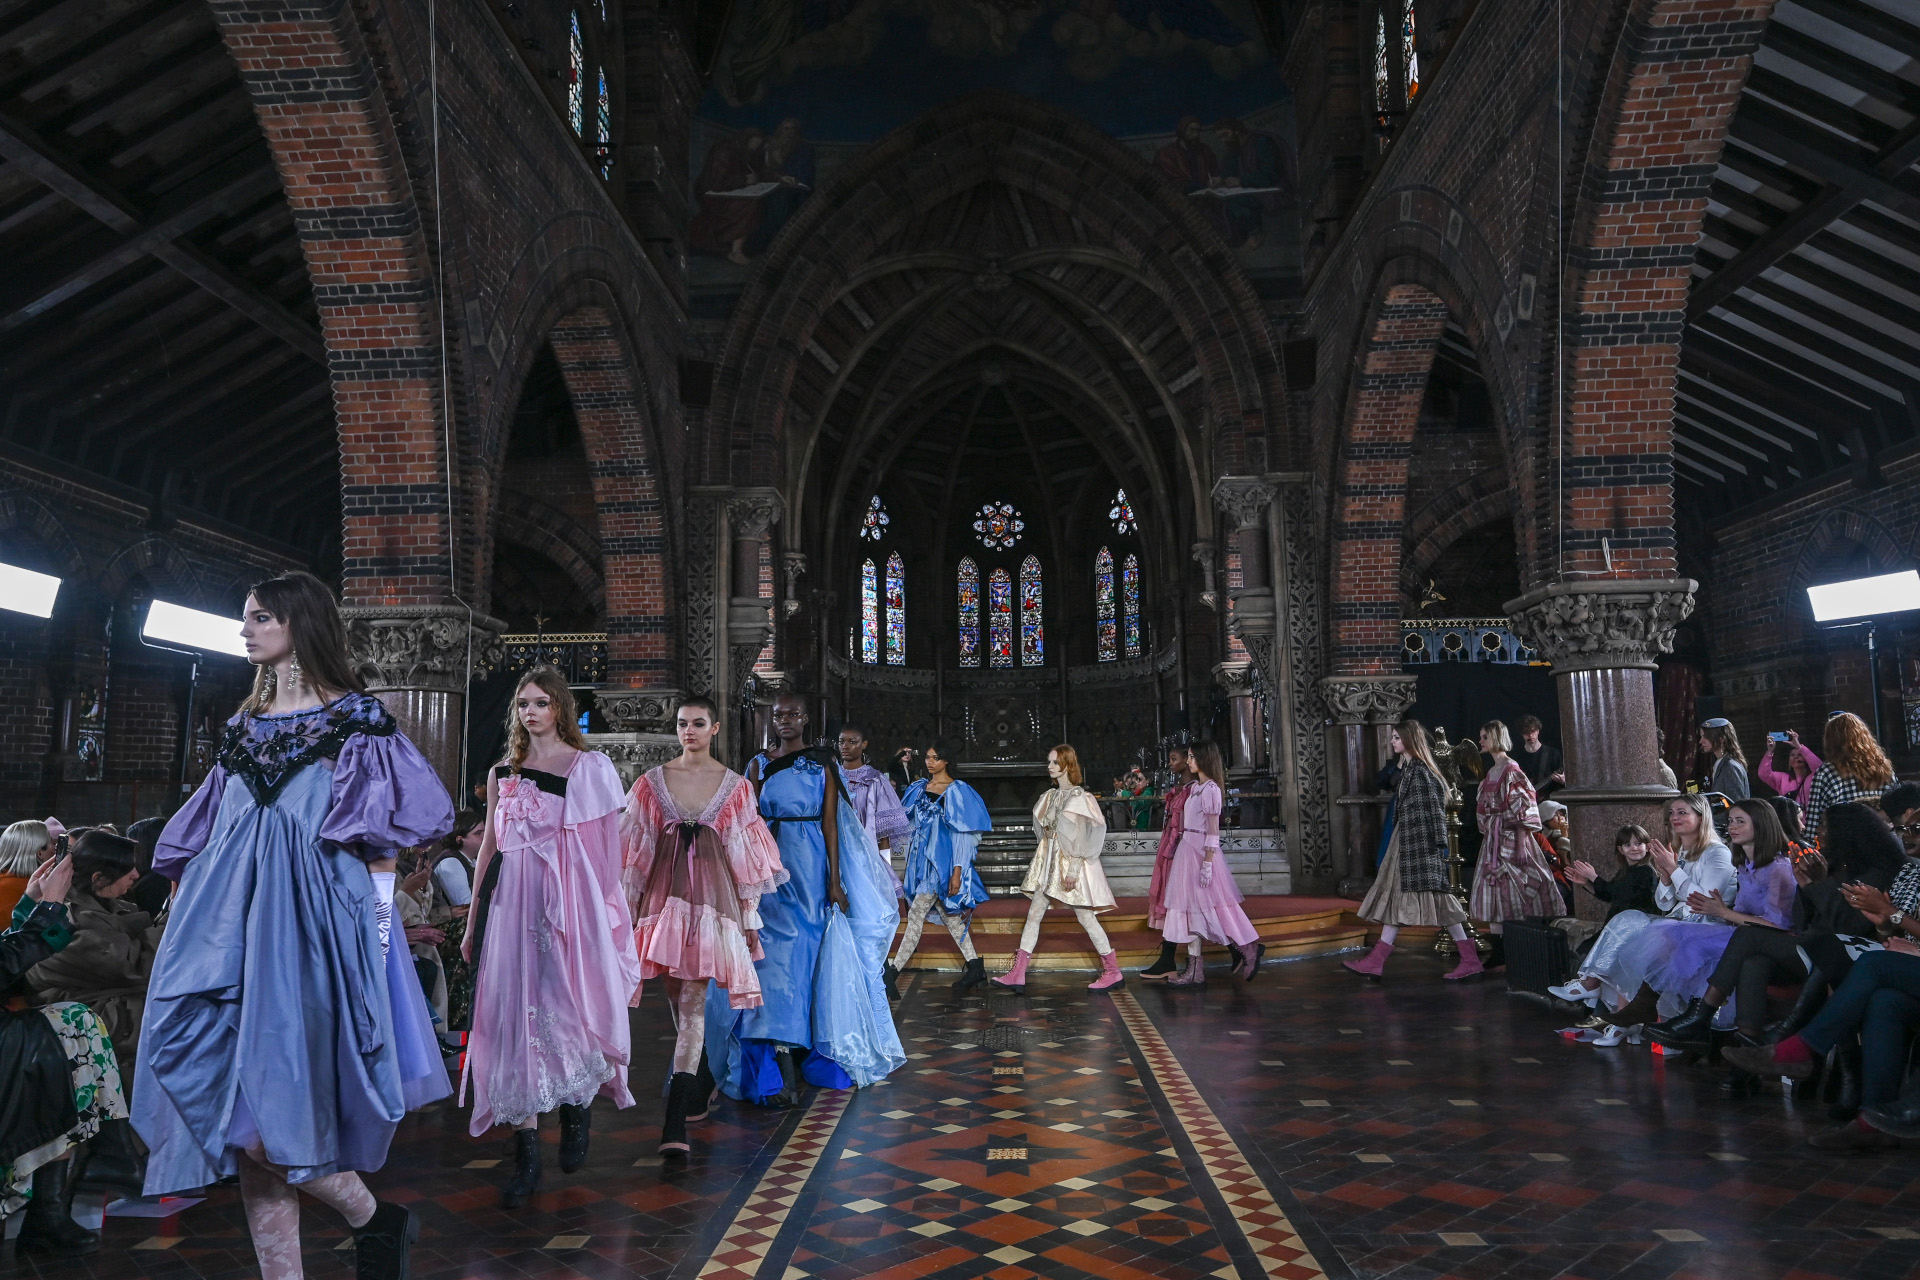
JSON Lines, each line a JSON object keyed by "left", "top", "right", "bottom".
{"left": 890, "top": 740, "right": 993, "bottom": 995}
{"left": 995, "top": 744, "right": 1123, "bottom": 993}
{"left": 1139, "top": 743, "right": 1193, "bottom": 980}
{"left": 462, "top": 668, "right": 641, "bottom": 1207}
{"left": 1160, "top": 742, "right": 1264, "bottom": 987}
{"left": 623, "top": 696, "right": 786, "bottom": 1155}
{"left": 136, "top": 571, "right": 454, "bottom": 1280}
{"left": 1343, "top": 719, "right": 1478, "bottom": 981}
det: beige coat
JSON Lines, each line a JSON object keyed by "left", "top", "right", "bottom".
{"left": 1019, "top": 785, "right": 1115, "bottom": 911}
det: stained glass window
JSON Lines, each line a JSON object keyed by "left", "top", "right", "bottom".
{"left": 958, "top": 558, "right": 981, "bottom": 668}
{"left": 596, "top": 67, "right": 612, "bottom": 179}
{"left": 1109, "top": 488, "right": 1136, "bottom": 535}
{"left": 885, "top": 552, "right": 905, "bottom": 665}
{"left": 1123, "top": 553, "right": 1142, "bottom": 658}
{"left": 972, "top": 501, "right": 1025, "bottom": 550}
{"left": 859, "top": 495, "right": 889, "bottom": 541}
{"left": 860, "top": 559, "right": 879, "bottom": 664}
{"left": 1019, "top": 555, "right": 1043, "bottom": 667}
{"left": 988, "top": 568, "right": 1013, "bottom": 668}
{"left": 1402, "top": 1, "right": 1419, "bottom": 104}
{"left": 1374, "top": 9, "right": 1389, "bottom": 113}
{"left": 1095, "top": 547, "right": 1117, "bottom": 662}
{"left": 568, "top": 11, "right": 584, "bottom": 138}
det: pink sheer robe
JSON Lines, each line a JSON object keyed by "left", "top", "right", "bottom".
{"left": 622, "top": 768, "right": 786, "bottom": 1010}
{"left": 1146, "top": 782, "right": 1192, "bottom": 930}
{"left": 461, "top": 751, "right": 641, "bottom": 1135}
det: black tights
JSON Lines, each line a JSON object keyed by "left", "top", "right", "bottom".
{"left": 1706, "top": 926, "right": 1857, "bottom": 1033}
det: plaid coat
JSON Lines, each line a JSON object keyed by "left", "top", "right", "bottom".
{"left": 1395, "top": 761, "right": 1453, "bottom": 894}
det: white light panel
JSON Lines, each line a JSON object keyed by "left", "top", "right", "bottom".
{"left": 143, "top": 600, "right": 248, "bottom": 657}
{"left": 1807, "top": 570, "right": 1920, "bottom": 623}
{"left": 0, "top": 562, "right": 61, "bottom": 619}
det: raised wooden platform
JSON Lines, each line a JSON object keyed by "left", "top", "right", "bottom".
{"left": 893, "top": 894, "right": 1365, "bottom": 971}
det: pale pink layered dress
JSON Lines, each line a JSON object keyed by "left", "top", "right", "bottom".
{"left": 1158, "top": 779, "right": 1260, "bottom": 947}
{"left": 461, "top": 751, "right": 641, "bottom": 1134}
{"left": 622, "top": 768, "right": 787, "bottom": 1010}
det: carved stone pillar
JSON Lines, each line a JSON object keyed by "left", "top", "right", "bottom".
{"left": 724, "top": 489, "right": 782, "bottom": 697}
{"left": 1507, "top": 578, "right": 1696, "bottom": 911}
{"left": 1213, "top": 659, "right": 1263, "bottom": 773}
{"left": 1317, "top": 674, "right": 1420, "bottom": 894}
{"left": 1214, "top": 475, "right": 1278, "bottom": 690}
{"left": 345, "top": 606, "right": 506, "bottom": 796}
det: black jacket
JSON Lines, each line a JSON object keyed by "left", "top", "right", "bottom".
{"left": 1587, "top": 863, "right": 1659, "bottom": 919}
{"left": 1, "top": 902, "right": 81, "bottom": 1166}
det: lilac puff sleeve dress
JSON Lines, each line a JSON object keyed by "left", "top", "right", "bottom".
{"left": 134, "top": 694, "right": 455, "bottom": 1194}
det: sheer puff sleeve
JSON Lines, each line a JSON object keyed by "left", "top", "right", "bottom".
{"left": 1059, "top": 789, "right": 1110, "bottom": 862}
{"left": 719, "top": 775, "right": 787, "bottom": 902}
{"left": 154, "top": 765, "right": 227, "bottom": 881}
{"left": 621, "top": 770, "right": 668, "bottom": 909}
{"left": 319, "top": 729, "right": 457, "bottom": 860}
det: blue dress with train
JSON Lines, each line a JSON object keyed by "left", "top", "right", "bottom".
{"left": 706, "top": 749, "right": 903, "bottom": 1097}
{"left": 135, "top": 694, "right": 454, "bottom": 1193}
{"left": 900, "top": 778, "right": 992, "bottom": 913}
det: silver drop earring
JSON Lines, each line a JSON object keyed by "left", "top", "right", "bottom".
{"left": 287, "top": 649, "right": 304, "bottom": 692}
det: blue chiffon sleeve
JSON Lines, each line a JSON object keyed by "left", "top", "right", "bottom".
{"left": 944, "top": 780, "right": 993, "bottom": 833}
{"left": 319, "top": 730, "right": 457, "bottom": 860}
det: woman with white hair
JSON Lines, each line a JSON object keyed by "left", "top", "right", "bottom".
{"left": 0, "top": 819, "right": 53, "bottom": 920}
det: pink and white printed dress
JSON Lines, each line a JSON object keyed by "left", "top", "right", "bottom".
{"left": 622, "top": 767, "right": 787, "bottom": 1010}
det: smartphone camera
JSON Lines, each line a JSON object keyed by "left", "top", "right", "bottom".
{"left": 1768, "top": 731, "right": 1790, "bottom": 744}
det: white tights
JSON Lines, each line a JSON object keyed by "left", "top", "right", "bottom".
{"left": 666, "top": 976, "right": 708, "bottom": 1076}
{"left": 1017, "top": 892, "right": 1110, "bottom": 954}
{"left": 891, "top": 893, "right": 978, "bottom": 965}
{"left": 1378, "top": 923, "right": 1470, "bottom": 946}
{"left": 237, "top": 1146, "right": 376, "bottom": 1280}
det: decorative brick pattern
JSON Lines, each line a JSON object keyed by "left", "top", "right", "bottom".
{"left": 697, "top": 1085, "right": 852, "bottom": 1280}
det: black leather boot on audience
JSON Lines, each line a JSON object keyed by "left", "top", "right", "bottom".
{"left": 1828, "top": 1043, "right": 1863, "bottom": 1122}
{"left": 1648, "top": 998, "right": 1715, "bottom": 1049}
{"left": 15, "top": 1157, "right": 98, "bottom": 1256}
{"left": 1763, "top": 971, "right": 1828, "bottom": 1044}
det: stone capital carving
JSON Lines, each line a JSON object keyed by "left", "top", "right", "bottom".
{"left": 1211, "top": 475, "right": 1277, "bottom": 532}
{"left": 1213, "top": 659, "right": 1257, "bottom": 697}
{"left": 781, "top": 551, "right": 808, "bottom": 617}
{"left": 343, "top": 606, "right": 506, "bottom": 692}
{"left": 726, "top": 596, "right": 774, "bottom": 678}
{"left": 1503, "top": 578, "right": 1698, "bottom": 673}
{"left": 595, "top": 687, "right": 684, "bottom": 734}
{"left": 725, "top": 488, "right": 784, "bottom": 541}
{"left": 587, "top": 732, "right": 681, "bottom": 789}
{"left": 1192, "top": 540, "right": 1219, "bottom": 612}
{"left": 1317, "top": 675, "right": 1421, "bottom": 725}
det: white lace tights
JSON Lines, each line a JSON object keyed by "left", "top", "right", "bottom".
{"left": 237, "top": 1146, "right": 375, "bottom": 1280}
{"left": 1017, "top": 892, "right": 1110, "bottom": 954}
{"left": 891, "top": 893, "right": 978, "bottom": 966}
{"left": 666, "top": 977, "right": 708, "bottom": 1075}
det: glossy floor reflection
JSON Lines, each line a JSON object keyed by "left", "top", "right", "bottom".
{"left": 11, "top": 949, "right": 1920, "bottom": 1280}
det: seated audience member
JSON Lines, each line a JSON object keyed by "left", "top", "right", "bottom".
{"left": 1698, "top": 718, "right": 1750, "bottom": 801}
{"left": 0, "top": 820, "right": 52, "bottom": 920}
{"left": 1804, "top": 712, "right": 1894, "bottom": 840}
{"left": 395, "top": 853, "right": 450, "bottom": 1040}
{"left": 1548, "top": 825, "right": 1664, "bottom": 1039}
{"left": 1881, "top": 782, "right": 1920, "bottom": 860}
{"left": 1, "top": 853, "right": 128, "bottom": 1257}
{"left": 123, "top": 817, "right": 173, "bottom": 919}
{"left": 432, "top": 809, "right": 481, "bottom": 1038}
{"left": 1769, "top": 796, "right": 1815, "bottom": 863}
{"left": 1758, "top": 730, "right": 1820, "bottom": 808}
{"left": 25, "top": 830, "right": 161, "bottom": 1085}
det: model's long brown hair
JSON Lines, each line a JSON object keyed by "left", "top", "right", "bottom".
{"left": 504, "top": 666, "right": 587, "bottom": 768}
{"left": 1823, "top": 712, "right": 1893, "bottom": 790}
{"left": 1049, "top": 743, "right": 1084, "bottom": 787}
{"left": 1190, "top": 740, "right": 1227, "bottom": 789}
{"left": 241, "top": 571, "right": 365, "bottom": 713}
{"left": 1393, "top": 718, "right": 1445, "bottom": 782}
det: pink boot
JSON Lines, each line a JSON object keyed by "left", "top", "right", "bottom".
{"left": 993, "top": 949, "right": 1032, "bottom": 993}
{"left": 1443, "top": 942, "right": 1484, "bottom": 982}
{"left": 1166, "top": 952, "right": 1206, "bottom": 987}
{"left": 1087, "top": 951, "right": 1125, "bottom": 991}
{"left": 1342, "top": 941, "right": 1392, "bottom": 980}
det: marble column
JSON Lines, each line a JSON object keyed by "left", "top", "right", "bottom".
{"left": 1506, "top": 578, "right": 1695, "bottom": 912}
{"left": 1316, "top": 675, "right": 1420, "bottom": 895}
{"left": 1212, "top": 659, "right": 1263, "bottom": 772}
{"left": 1213, "top": 475, "right": 1279, "bottom": 693}
{"left": 344, "top": 606, "right": 505, "bottom": 798}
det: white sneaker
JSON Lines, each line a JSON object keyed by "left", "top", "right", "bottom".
{"left": 1589, "top": 1023, "right": 1628, "bottom": 1047}
{"left": 1548, "top": 980, "right": 1598, "bottom": 1004}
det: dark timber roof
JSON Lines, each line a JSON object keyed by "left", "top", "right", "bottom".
{"left": 1683, "top": 0, "right": 1920, "bottom": 514}
{"left": 0, "top": 0, "right": 333, "bottom": 554}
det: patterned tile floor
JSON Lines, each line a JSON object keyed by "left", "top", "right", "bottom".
{"left": 10, "top": 951, "right": 1920, "bottom": 1280}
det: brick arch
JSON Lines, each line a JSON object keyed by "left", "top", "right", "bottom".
{"left": 1401, "top": 476, "right": 1516, "bottom": 605}
{"left": 97, "top": 539, "right": 204, "bottom": 607}
{"left": 212, "top": 1, "right": 449, "bottom": 606}
{"left": 1788, "top": 509, "right": 1910, "bottom": 596}
{"left": 1555, "top": 0, "right": 1779, "bottom": 583}
{"left": 0, "top": 490, "right": 87, "bottom": 583}
{"left": 1327, "top": 283, "right": 1452, "bottom": 677}
{"left": 704, "top": 91, "right": 1288, "bottom": 493}
{"left": 546, "top": 299, "right": 676, "bottom": 688}
{"left": 494, "top": 490, "right": 606, "bottom": 619}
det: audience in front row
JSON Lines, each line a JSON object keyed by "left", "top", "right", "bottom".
{"left": 0, "top": 820, "right": 52, "bottom": 921}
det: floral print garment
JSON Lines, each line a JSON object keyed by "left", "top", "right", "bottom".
{"left": 0, "top": 1002, "right": 128, "bottom": 1215}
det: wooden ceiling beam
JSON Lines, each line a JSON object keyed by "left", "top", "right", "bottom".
{"left": 1727, "top": 100, "right": 1920, "bottom": 221}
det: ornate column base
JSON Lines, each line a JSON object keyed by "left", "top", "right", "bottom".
{"left": 1318, "top": 675, "right": 1420, "bottom": 896}
{"left": 1507, "top": 578, "right": 1696, "bottom": 917}
{"left": 345, "top": 606, "right": 506, "bottom": 798}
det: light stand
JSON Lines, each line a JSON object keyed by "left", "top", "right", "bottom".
{"left": 139, "top": 599, "right": 248, "bottom": 797}
{"left": 1807, "top": 570, "right": 1920, "bottom": 746}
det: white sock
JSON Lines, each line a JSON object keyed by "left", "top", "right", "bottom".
{"left": 372, "top": 871, "right": 396, "bottom": 957}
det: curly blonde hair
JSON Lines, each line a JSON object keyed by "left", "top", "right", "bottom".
{"left": 504, "top": 666, "right": 587, "bottom": 768}
{"left": 1823, "top": 712, "right": 1893, "bottom": 790}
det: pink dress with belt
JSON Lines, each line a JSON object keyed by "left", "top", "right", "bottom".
{"left": 1157, "top": 780, "right": 1259, "bottom": 947}
{"left": 461, "top": 751, "right": 642, "bottom": 1134}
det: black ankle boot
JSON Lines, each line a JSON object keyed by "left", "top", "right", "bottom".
{"left": 1141, "top": 940, "right": 1179, "bottom": 979}
{"left": 16, "top": 1157, "right": 98, "bottom": 1256}
{"left": 1764, "top": 971, "right": 1828, "bottom": 1043}
{"left": 952, "top": 956, "right": 988, "bottom": 995}
{"left": 779, "top": 1048, "right": 805, "bottom": 1107}
{"left": 1486, "top": 936, "right": 1507, "bottom": 971}
{"left": 882, "top": 962, "right": 901, "bottom": 1000}
{"left": 353, "top": 1200, "right": 418, "bottom": 1280}
{"left": 1829, "top": 1043, "right": 1863, "bottom": 1123}
{"left": 661, "top": 1072, "right": 696, "bottom": 1155}
{"left": 75, "top": 1116, "right": 146, "bottom": 1198}
{"left": 687, "top": 1058, "right": 716, "bottom": 1123}
{"left": 1648, "top": 998, "right": 1717, "bottom": 1049}
{"left": 557, "top": 1103, "right": 591, "bottom": 1173}
{"left": 501, "top": 1128, "right": 542, "bottom": 1208}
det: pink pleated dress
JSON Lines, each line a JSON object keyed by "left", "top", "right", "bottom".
{"left": 1157, "top": 780, "right": 1259, "bottom": 947}
{"left": 622, "top": 768, "right": 787, "bottom": 1010}
{"left": 461, "top": 750, "right": 642, "bottom": 1135}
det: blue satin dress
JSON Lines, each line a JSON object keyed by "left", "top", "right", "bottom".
{"left": 901, "top": 779, "right": 992, "bottom": 913}
{"left": 706, "top": 750, "right": 903, "bottom": 1097}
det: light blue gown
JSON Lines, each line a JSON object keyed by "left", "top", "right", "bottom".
{"left": 135, "top": 695, "right": 454, "bottom": 1192}
{"left": 901, "top": 778, "right": 992, "bottom": 912}
{"left": 706, "top": 749, "right": 903, "bottom": 1097}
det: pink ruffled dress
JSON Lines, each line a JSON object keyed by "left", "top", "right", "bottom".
{"left": 1146, "top": 781, "right": 1191, "bottom": 931}
{"left": 1158, "top": 780, "right": 1259, "bottom": 947}
{"left": 623, "top": 768, "right": 787, "bottom": 1011}
{"left": 461, "top": 750, "right": 641, "bottom": 1135}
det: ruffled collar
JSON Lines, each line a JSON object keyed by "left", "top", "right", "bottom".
{"left": 219, "top": 692, "right": 394, "bottom": 806}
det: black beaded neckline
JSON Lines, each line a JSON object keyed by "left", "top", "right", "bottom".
{"left": 219, "top": 692, "right": 395, "bottom": 807}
